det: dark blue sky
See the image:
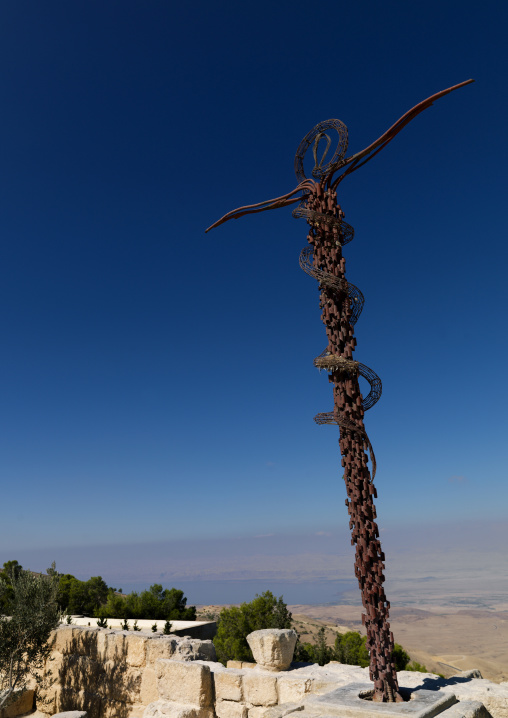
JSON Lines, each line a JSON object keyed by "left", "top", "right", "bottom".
{"left": 1, "top": 1, "right": 506, "bottom": 580}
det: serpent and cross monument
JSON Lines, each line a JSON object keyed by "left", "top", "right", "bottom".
{"left": 206, "top": 79, "right": 473, "bottom": 703}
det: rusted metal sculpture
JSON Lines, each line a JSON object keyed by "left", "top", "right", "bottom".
{"left": 206, "top": 80, "right": 473, "bottom": 702}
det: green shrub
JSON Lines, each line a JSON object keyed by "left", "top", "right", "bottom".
{"left": 307, "top": 628, "right": 334, "bottom": 666}
{"left": 163, "top": 620, "right": 172, "bottom": 635}
{"left": 213, "top": 591, "right": 292, "bottom": 665}
{"left": 97, "top": 584, "right": 196, "bottom": 621}
{"left": 334, "top": 631, "right": 370, "bottom": 667}
{"left": 406, "top": 661, "right": 428, "bottom": 672}
{"left": 0, "top": 568, "right": 61, "bottom": 710}
{"left": 391, "top": 643, "right": 411, "bottom": 671}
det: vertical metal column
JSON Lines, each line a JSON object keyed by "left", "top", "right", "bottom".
{"left": 206, "top": 80, "right": 473, "bottom": 702}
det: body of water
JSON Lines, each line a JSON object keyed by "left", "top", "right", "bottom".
{"left": 120, "top": 578, "right": 358, "bottom": 605}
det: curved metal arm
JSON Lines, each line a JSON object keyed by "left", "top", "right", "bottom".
{"left": 330, "top": 79, "right": 474, "bottom": 188}
{"left": 205, "top": 179, "right": 316, "bottom": 233}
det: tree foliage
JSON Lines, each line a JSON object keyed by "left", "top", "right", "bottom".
{"left": 96, "top": 584, "right": 196, "bottom": 621}
{"left": 56, "top": 574, "right": 109, "bottom": 616}
{"left": 213, "top": 591, "right": 292, "bottom": 665}
{"left": 0, "top": 569, "right": 61, "bottom": 710}
{"left": 391, "top": 643, "right": 411, "bottom": 671}
{"left": 294, "top": 629, "right": 370, "bottom": 667}
{"left": 53, "top": 570, "right": 195, "bottom": 622}
{"left": 295, "top": 629, "right": 423, "bottom": 673}
{"left": 0, "top": 562, "right": 23, "bottom": 614}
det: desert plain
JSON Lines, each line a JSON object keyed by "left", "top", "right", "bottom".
{"left": 196, "top": 527, "right": 508, "bottom": 684}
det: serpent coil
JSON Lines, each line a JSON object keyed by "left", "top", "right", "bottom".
{"left": 205, "top": 81, "right": 473, "bottom": 702}
{"left": 296, "top": 196, "right": 382, "bottom": 479}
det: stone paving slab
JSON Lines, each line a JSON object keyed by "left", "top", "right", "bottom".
{"left": 304, "top": 683, "right": 458, "bottom": 718}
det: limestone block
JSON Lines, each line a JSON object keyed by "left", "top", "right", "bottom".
{"left": 0, "top": 688, "right": 35, "bottom": 718}
{"left": 45, "top": 651, "right": 65, "bottom": 686}
{"left": 214, "top": 669, "right": 244, "bottom": 702}
{"left": 102, "top": 660, "right": 142, "bottom": 703}
{"left": 74, "top": 627, "right": 99, "bottom": 659}
{"left": 51, "top": 713, "right": 88, "bottom": 718}
{"left": 215, "top": 700, "right": 248, "bottom": 718}
{"left": 126, "top": 634, "right": 149, "bottom": 667}
{"left": 243, "top": 673, "right": 277, "bottom": 707}
{"left": 276, "top": 676, "right": 310, "bottom": 704}
{"left": 56, "top": 689, "right": 101, "bottom": 718}
{"left": 440, "top": 701, "right": 492, "bottom": 718}
{"left": 96, "top": 630, "right": 115, "bottom": 661}
{"left": 263, "top": 702, "right": 304, "bottom": 718}
{"left": 51, "top": 627, "right": 77, "bottom": 655}
{"left": 102, "top": 699, "right": 133, "bottom": 718}
{"left": 140, "top": 666, "right": 160, "bottom": 705}
{"left": 193, "top": 640, "right": 216, "bottom": 662}
{"left": 52, "top": 627, "right": 100, "bottom": 658}
{"left": 227, "top": 661, "right": 243, "bottom": 670}
{"left": 247, "top": 707, "right": 269, "bottom": 718}
{"left": 173, "top": 639, "right": 216, "bottom": 662}
{"left": 147, "top": 637, "right": 179, "bottom": 664}
{"left": 399, "top": 671, "right": 508, "bottom": 718}
{"left": 143, "top": 701, "right": 214, "bottom": 718}
{"left": 246, "top": 631, "right": 297, "bottom": 672}
{"left": 105, "top": 631, "right": 129, "bottom": 662}
{"left": 38, "top": 671, "right": 60, "bottom": 715}
{"left": 58, "top": 654, "right": 104, "bottom": 685}
{"left": 156, "top": 660, "right": 213, "bottom": 707}
{"left": 305, "top": 677, "right": 340, "bottom": 696}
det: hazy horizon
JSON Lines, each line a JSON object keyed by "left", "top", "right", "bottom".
{"left": 1, "top": 2, "right": 506, "bottom": 606}
{"left": 3, "top": 519, "right": 506, "bottom": 607}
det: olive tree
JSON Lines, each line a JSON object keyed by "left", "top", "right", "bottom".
{"left": 0, "top": 568, "right": 61, "bottom": 710}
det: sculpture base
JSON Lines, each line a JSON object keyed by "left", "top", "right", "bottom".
{"left": 303, "top": 684, "right": 457, "bottom": 718}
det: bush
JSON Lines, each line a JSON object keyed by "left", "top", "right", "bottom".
{"left": 56, "top": 574, "right": 108, "bottom": 616}
{"left": 213, "top": 591, "right": 292, "bottom": 665}
{"left": 0, "top": 561, "right": 23, "bottom": 614}
{"left": 0, "top": 568, "right": 61, "bottom": 710}
{"left": 163, "top": 620, "right": 172, "bottom": 635}
{"left": 296, "top": 630, "right": 422, "bottom": 673}
{"left": 392, "top": 643, "right": 411, "bottom": 671}
{"left": 97, "top": 584, "right": 196, "bottom": 621}
{"left": 295, "top": 629, "right": 369, "bottom": 667}
{"left": 406, "top": 661, "right": 428, "bottom": 672}
{"left": 305, "top": 628, "right": 334, "bottom": 666}
{"left": 334, "top": 631, "right": 370, "bottom": 667}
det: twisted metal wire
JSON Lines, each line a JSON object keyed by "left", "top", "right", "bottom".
{"left": 293, "top": 205, "right": 355, "bottom": 245}
{"left": 294, "top": 119, "right": 348, "bottom": 182}
{"left": 313, "top": 350, "right": 382, "bottom": 411}
{"left": 295, "top": 180, "right": 399, "bottom": 702}
{"left": 299, "top": 246, "right": 364, "bottom": 324}
{"left": 314, "top": 410, "right": 378, "bottom": 480}
{"left": 206, "top": 79, "right": 474, "bottom": 704}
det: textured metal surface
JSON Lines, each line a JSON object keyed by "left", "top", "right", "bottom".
{"left": 206, "top": 80, "right": 473, "bottom": 702}
{"left": 301, "top": 181, "right": 397, "bottom": 700}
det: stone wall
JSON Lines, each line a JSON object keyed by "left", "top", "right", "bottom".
{"left": 38, "top": 627, "right": 508, "bottom": 718}
{"left": 144, "top": 659, "right": 350, "bottom": 718}
{"left": 39, "top": 626, "right": 216, "bottom": 718}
